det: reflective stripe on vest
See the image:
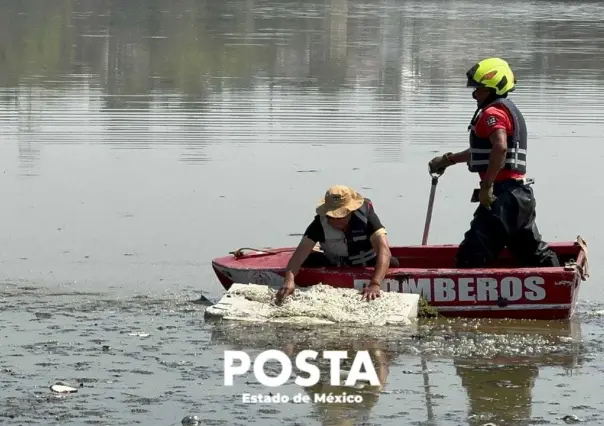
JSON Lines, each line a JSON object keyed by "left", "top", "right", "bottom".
{"left": 349, "top": 250, "right": 377, "bottom": 265}
{"left": 467, "top": 98, "right": 527, "bottom": 174}
{"left": 318, "top": 202, "right": 377, "bottom": 266}
{"left": 469, "top": 148, "right": 527, "bottom": 166}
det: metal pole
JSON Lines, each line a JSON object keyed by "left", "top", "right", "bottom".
{"left": 422, "top": 174, "right": 440, "bottom": 245}
{"left": 420, "top": 172, "right": 440, "bottom": 424}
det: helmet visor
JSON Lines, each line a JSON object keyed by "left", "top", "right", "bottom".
{"left": 466, "top": 63, "right": 481, "bottom": 88}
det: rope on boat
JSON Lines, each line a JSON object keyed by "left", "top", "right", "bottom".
{"left": 229, "top": 247, "right": 281, "bottom": 258}
{"left": 564, "top": 235, "right": 589, "bottom": 280}
{"left": 230, "top": 244, "right": 323, "bottom": 259}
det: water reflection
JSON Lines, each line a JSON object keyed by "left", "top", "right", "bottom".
{"left": 293, "top": 342, "right": 390, "bottom": 426}
{"left": 446, "top": 319, "right": 583, "bottom": 426}
{"left": 2, "top": 0, "right": 603, "bottom": 93}
{"left": 209, "top": 318, "right": 586, "bottom": 425}
{"left": 210, "top": 320, "right": 408, "bottom": 426}
{"left": 1, "top": 0, "right": 603, "bottom": 170}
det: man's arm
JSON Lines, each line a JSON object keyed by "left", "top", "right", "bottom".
{"left": 283, "top": 217, "right": 323, "bottom": 287}
{"left": 447, "top": 148, "right": 470, "bottom": 165}
{"left": 283, "top": 236, "right": 316, "bottom": 286}
{"left": 482, "top": 128, "right": 508, "bottom": 184}
{"left": 276, "top": 234, "right": 316, "bottom": 304}
{"left": 369, "top": 232, "right": 391, "bottom": 286}
{"left": 364, "top": 203, "right": 391, "bottom": 287}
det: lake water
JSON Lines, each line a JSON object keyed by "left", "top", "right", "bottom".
{"left": 1, "top": 0, "right": 604, "bottom": 425}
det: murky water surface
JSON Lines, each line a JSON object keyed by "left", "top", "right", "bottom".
{"left": 1, "top": 0, "right": 604, "bottom": 424}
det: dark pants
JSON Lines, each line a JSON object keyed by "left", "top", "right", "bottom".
{"left": 455, "top": 179, "right": 560, "bottom": 268}
{"left": 302, "top": 251, "right": 336, "bottom": 268}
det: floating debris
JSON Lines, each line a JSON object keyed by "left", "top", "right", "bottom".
{"left": 562, "top": 414, "right": 581, "bottom": 424}
{"left": 191, "top": 295, "right": 212, "bottom": 305}
{"left": 50, "top": 383, "right": 78, "bottom": 393}
{"left": 418, "top": 296, "right": 438, "bottom": 318}
{"left": 128, "top": 332, "right": 150, "bottom": 338}
{"left": 182, "top": 415, "right": 200, "bottom": 425}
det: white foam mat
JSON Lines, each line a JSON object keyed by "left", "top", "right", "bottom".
{"left": 204, "top": 283, "right": 419, "bottom": 325}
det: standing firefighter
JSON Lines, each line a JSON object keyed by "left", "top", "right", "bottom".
{"left": 428, "top": 57, "right": 560, "bottom": 268}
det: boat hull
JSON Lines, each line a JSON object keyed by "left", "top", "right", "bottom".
{"left": 211, "top": 237, "right": 589, "bottom": 320}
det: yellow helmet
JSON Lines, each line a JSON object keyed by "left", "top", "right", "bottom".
{"left": 466, "top": 57, "right": 516, "bottom": 96}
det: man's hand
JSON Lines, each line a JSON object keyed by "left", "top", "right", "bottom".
{"left": 428, "top": 152, "right": 454, "bottom": 175}
{"left": 275, "top": 282, "right": 295, "bottom": 305}
{"left": 361, "top": 281, "right": 381, "bottom": 301}
{"left": 479, "top": 181, "right": 495, "bottom": 207}
{"left": 275, "top": 236, "right": 316, "bottom": 305}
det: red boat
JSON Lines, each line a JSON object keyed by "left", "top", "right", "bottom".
{"left": 211, "top": 236, "right": 589, "bottom": 320}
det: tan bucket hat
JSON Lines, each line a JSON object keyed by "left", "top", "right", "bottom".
{"left": 316, "top": 185, "right": 364, "bottom": 218}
